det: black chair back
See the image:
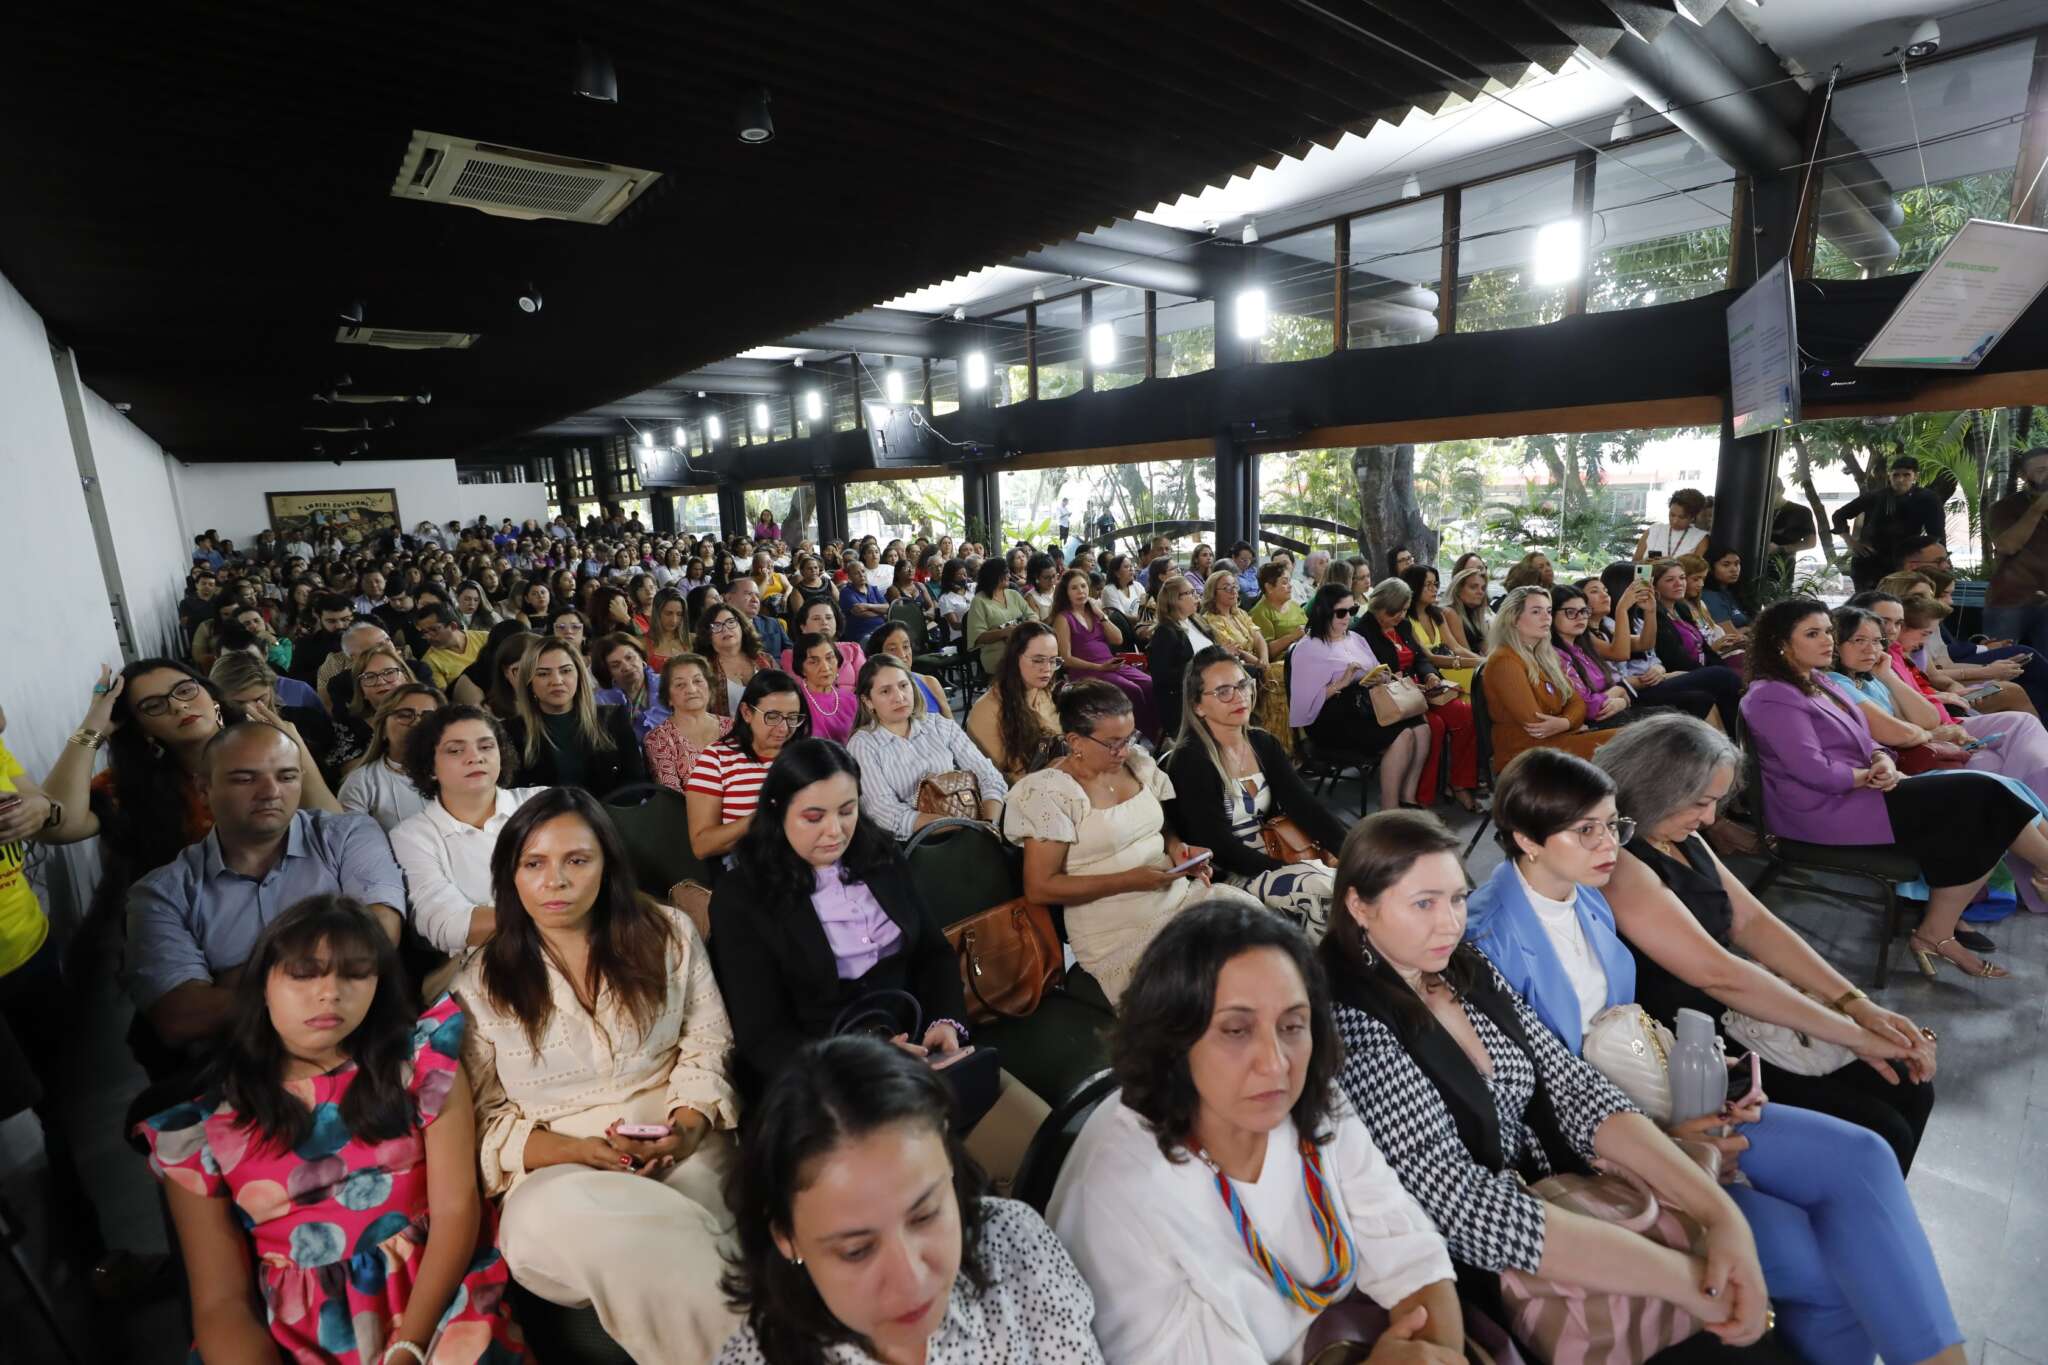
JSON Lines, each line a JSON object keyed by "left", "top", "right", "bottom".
{"left": 1469, "top": 663, "right": 1493, "bottom": 778}
{"left": 603, "top": 784, "right": 710, "bottom": 892}
{"left": 903, "top": 819, "right": 1019, "bottom": 931}
{"left": 1012, "top": 1068, "right": 1118, "bottom": 1214}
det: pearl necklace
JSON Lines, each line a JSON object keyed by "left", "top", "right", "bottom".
{"left": 808, "top": 685, "right": 847, "bottom": 718}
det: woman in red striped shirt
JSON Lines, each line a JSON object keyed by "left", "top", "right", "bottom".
{"left": 685, "top": 669, "right": 810, "bottom": 863}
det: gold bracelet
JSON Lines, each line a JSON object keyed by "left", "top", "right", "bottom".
{"left": 1830, "top": 987, "right": 1869, "bottom": 1013}
{"left": 68, "top": 728, "right": 106, "bottom": 751}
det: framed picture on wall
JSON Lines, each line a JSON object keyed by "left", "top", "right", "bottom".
{"left": 266, "top": 488, "right": 401, "bottom": 549}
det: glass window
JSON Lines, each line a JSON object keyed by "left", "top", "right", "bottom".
{"left": 997, "top": 460, "right": 1216, "bottom": 552}
{"left": 1090, "top": 286, "right": 1148, "bottom": 391}
{"left": 827, "top": 363, "right": 858, "bottom": 433}
{"left": 1259, "top": 225, "right": 1337, "bottom": 361}
{"left": 987, "top": 310, "right": 1031, "bottom": 406}
{"left": 1454, "top": 160, "right": 1578, "bottom": 333}
{"left": 1348, "top": 197, "right": 1445, "bottom": 349}
{"left": 1815, "top": 40, "right": 2036, "bottom": 279}
{"left": 1035, "top": 293, "right": 1085, "bottom": 400}
{"left": 570, "top": 448, "right": 596, "bottom": 498}
{"left": 1153, "top": 292, "right": 1215, "bottom": 377}
{"left": 929, "top": 358, "right": 960, "bottom": 415}
{"left": 611, "top": 438, "right": 642, "bottom": 493}
{"left": 674, "top": 492, "right": 719, "bottom": 537}
{"left": 1588, "top": 134, "right": 1734, "bottom": 311}
{"left": 846, "top": 475, "right": 966, "bottom": 545}
{"left": 749, "top": 486, "right": 817, "bottom": 547}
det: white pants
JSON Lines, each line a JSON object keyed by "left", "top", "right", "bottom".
{"left": 498, "top": 1133, "right": 740, "bottom": 1364}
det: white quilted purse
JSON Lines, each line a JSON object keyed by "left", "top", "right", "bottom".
{"left": 1719, "top": 1007, "right": 1855, "bottom": 1077}
{"left": 1581, "top": 1004, "right": 1677, "bottom": 1125}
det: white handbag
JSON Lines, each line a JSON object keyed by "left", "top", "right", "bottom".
{"left": 1581, "top": 1004, "right": 1677, "bottom": 1126}
{"left": 1719, "top": 1008, "right": 1856, "bottom": 1077}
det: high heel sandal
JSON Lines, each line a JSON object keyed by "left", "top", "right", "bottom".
{"left": 1909, "top": 934, "right": 2011, "bottom": 980}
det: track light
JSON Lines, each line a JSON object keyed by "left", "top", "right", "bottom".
{"left": 1234, "top": 289, "right": 1268, "bottom": 340}
{"left": 1400, "top": 173, "right": 1422, "bottom": 200}
{"left": 517, "top": 283, "right": 543, "bottom": 315}
{"left": 1031, "top": 285, "right": 1047, "bottom": 303}
{"left": 113, "top": 401, "right": 132, "bottom": 413}
{"left": 640, "top": 429, "right": 653, "bottom": 448}
{"left": 805, "top": 391, "right": 824, "bottom": 420}
{"left": 883, "top": 368, "right": 906, "bottom": 404}
{"left": 1089, "top": 323, "right": 1116, "bottom": 367}
{"left": 415, "top": 391, "right": 431, "bottom": 405}
{"left": 793, "top": 356, "right": 805, "bottom": 368}
{"left": 736, "top": 87, "right": 775, "bottom": 143}
{"left": 1241, "top": 219, "right": 1260, "bottom": 245}
{"left": 965, "top": 351, "right": 989, "bottom": 390}
{"left": 572, "top": 39, "right": 619, "bottom": 103}
{"left": 1532, "top": 219, "right": 1584, "bottom": 285}
{"left": 338, "top": 299, "right": 364, "bottom": 325}
{"left": 952, "top": 306, "right": 967, "bottom": 321}
{"left": 672, "top": 426, "right": 685, "bottom": 447}
{"left": 753, "top": 402, "right": 770, "bottom": 430}
{"left": 706, "top": 414, "right": 723, "bottom": 442}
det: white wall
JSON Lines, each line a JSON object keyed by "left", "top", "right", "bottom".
{"left": 169, "top": 458, "right": 546, "bottom": 546}
{"left": 83, "top": 387, "right": 192, "bottom": 657}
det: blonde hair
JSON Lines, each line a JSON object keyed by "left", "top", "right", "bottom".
{"left": 1876, "top": 570, "right": 1936, "bottom": 600}
{"left": 349, "top": 683, "right": 443, "bottom": 775}
{"left": 1199, "top": 568, "right": 1243, "bottom": 616}
{"left": 348, "top": 646, "right": 417, "bottom": 719}
{"left": 1488, "top": 586, "right": 1572, "bottom": 701}
{"left": 513, "top": 637, "right": 617, "bottom": 768}
{"left": 208, "top": 652, "right": 274, "bottom": 699}
{"left": 1157, "top": 573, "right": 1196, "bottom": 624}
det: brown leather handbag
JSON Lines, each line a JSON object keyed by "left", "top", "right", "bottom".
{"left": 944, "top": 898, "right": 1064, "bottom": 1023}
{"left": 1259, "top": 815, "right": 1336, "bottom": 867}
{"left": 916, "top": 770, "right": 982, "bottom": 821}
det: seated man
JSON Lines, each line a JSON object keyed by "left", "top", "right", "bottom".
{"left": 123, "top": 722, "right": 405, "bottom": 1058}
{"left": 413, "top": 602, "right": 490, "bottom": 691}
{"left": 725, "top": 575, "right": 789, "bottom": 659}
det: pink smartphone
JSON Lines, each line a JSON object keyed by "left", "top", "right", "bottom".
{"left": 1165, "top": 849, "right": 1213, "bottom": 876}
{"left": 929, "top": 1045, "right": 977, "bottom": 1070}
{"left": 614, "top": 1122, "right": 672, "bottom": 1140}
{"left": 1733, "top": 1053, "right": 1763, "bottom": 1109}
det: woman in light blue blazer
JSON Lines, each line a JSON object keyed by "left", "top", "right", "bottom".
{"left": 1464, "top": 747, "right": 1963, "bottom": 1365}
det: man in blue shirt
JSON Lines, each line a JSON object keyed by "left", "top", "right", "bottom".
{"left": 123, "top": 723, "right": 406, "bottom": 1054}
{"left": 726, "top": 576, "right": 789, "bottom": 660}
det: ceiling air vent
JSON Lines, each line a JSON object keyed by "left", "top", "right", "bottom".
{"left": 391, "top": 130, "right": 659, "bottom": 225}
{"left": 335, "top": 326, "right": 480, "bottom": 351}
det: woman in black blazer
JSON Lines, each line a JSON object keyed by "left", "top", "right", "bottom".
{"left": 1645, "top": 558, "right": 1742, "bottom": 731}
{"left": 1356, "top": 575, "right": 1482, "bottom": 810}
{"left": 1147, "top": 572, "right": 1205, "bottom": 740}
{"left": 501, "top": 636, "right": 650, "bottom": 798}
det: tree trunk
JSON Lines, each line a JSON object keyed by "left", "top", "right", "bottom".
{"left": 1351, "top": 445, "right": 1439, "bottom": 574}
{"left": 1788, "top": 433, "right": 1842, "bottom": 570}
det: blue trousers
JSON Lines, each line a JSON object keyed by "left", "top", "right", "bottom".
{"left": 1726, "top": 1103, "right": 1959, "bottom": 1365}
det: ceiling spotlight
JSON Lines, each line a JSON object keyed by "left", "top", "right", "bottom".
{"left": 883, "top": 368, "right": 906, "bottom": 404}
{"left": 696, "top": 390, "right": 707, "bottom": 398}
{"left": 113, "top": 401, "right": 132, "bottom": 413}
{"left": 1904, "top": 18, "right": 1942, "bottom": 60}
{"left": 415, "top": 391, "right": 431, "bottom": 405}
{"left": 793, "top": 356, "right": 805, "bottom": 368}
{"left": 805, "top": 390, "right": 824, "bottom": 420}
{"left": 572, "top": 38, "right": 619, "bottom": 103}
{"left": 338, "top": 299, "right": 364, "bottom": 325}
{"left": 672, "top": 426, "right": 685, "bottom": 447}
{"left": 1241, "top": 219, "right": 1260, "bottom": 245}
{"left": 1532, "top": 219, "right": 1585, "bottom": 285}
{"left": 1400, "top": 173, "right": 1422, "bottom": 200}
{"left": 1089, "top": 322, "right": 1116, "bottom": 367}
{"left": 640, "top": 428, "right": 654, "bottom": 448}
{"left": 517, "top": 284, "right": 543, "bottom": 315}
{"left": 753, "top": 402, "right": 770, "bottom": 430}
{"left": 736, "top": 87, "right": 775, "bottom": 143}
{"left": 706, "top": 414, "right": 724, "bottom": 442}
{"left": 1610, "top": 99, "right": 1641, "bottom": 143}
{"left": 1234, "top": 288, "right": 1269, "bottom": 340}
{"left": 952, "top": 306, "right": 967, "bottom": 321}
{"left": 1031, "top": 284, "right": 1047, "bottom": 303}
{"left": 964, "top": 351, "right": 989, "bottom": 390}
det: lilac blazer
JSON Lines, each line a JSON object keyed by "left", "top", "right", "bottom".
{"left": 1739, "top": 675, "right": 1893, "bottom": 844}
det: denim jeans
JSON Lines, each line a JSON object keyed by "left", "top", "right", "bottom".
{"left": 1982, "top": 601, "right": 2048, "bottom": 652}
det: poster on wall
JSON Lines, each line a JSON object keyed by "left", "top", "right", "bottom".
{"left": 266, "top": 489, "right": 401, "bottom": 547}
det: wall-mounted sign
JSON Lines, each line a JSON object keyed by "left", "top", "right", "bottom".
{"left": 1858, "top": 218, "right": 2048, "bottom": 369}
{"left": 1728, "top": 258, "right": 1800, "bottom": 439}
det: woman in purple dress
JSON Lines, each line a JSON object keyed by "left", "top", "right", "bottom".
{"left": 1050, "top": 568, "right": 1159, "bottom": 738}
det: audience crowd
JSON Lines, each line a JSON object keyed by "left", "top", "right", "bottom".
{"left": 9, "top": 484, "right": 2039, "bottom": 1365}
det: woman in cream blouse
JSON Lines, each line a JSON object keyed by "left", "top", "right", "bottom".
{"left": 457, "top": 786, "right": 741, "bottom": 1362}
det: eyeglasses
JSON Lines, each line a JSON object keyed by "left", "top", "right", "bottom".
{"left": 709, "top": 619, "right": 741, "bottom": 633}
{"left": 134, "top": 679, "right": 205, "bottom": 717}
{"left": 755, "top": 710, "right": 807, "bottom": 732}
{"left": 1333, "top": 607, "right": 1356, "bottom": 619}
{"left": 1075, "top": 731, "right": 1135, "bottom": 757}
{"left": 1563, "top": 817, "right": 1636, "bottom": 849}
{"left": 388, "top": 707, "right": 435, "bottom": 725}
{"left": 1557, "top": 606, "right": 1591, "bottom": 620}
{"left": 360, "top": 666, "right": 408, "bottom": 686}
{"left": 1203, "top": 680, "right": 1257, "bottom": 701}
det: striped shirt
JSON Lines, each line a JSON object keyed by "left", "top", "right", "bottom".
{"left": 683, "top": 742, "right": 772, "bottom": 824}
{"left": 844, "top": 715, "right": 1010, "bottom": 839}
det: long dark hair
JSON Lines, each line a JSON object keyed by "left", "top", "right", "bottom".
{"left": 725, "top": 669, "right": 808, "bottom": 761}
{"left": 1400, "top": 564, "right": 1442, "bottom": 625}
{"left": 1319, "top": 810, "right": 1485, "bottom": 1037}
{"left": 721, "top": 1036, "right": 990, "bottom": 1365}
{"left": 733, "top": 739, "right": 900, "bottom": 909}
{"left": 992, "top": 621, "right": 1060, "bottom": 773}
{"left": 1114, "top": 898, "right": 1341, "bottom": 1162}
{"left": 1548, "top": 584, "right": 1613, "bottom": 691}
{"left": 479, "top": 787, "right": 675, "bottom": 1049}
{"left": 1748, "top": 597, "right": 1831, "bottom": 695}
{"left": 204, "top": 896, "right": 418, "bottom": 1151}
{"left": 100, "top": 658, "right": 236, "bottom": 873}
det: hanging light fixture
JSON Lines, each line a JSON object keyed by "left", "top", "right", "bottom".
{"left": 572, "top": 39, "right": 619, "bottom": 103}
{"left": 736, "top": 87, "right": 775, "bottom": 143}
{"left": 805, "top": 391, "right": 824, "bottom": 420}
{"left": 964, "top": 351, "right": 989, "bottom": 390}
{"left": 706, "top": 414, "right": 724, "bottom": 442}
{"left": 883, "top": 368, "right": 906, "bottom": 404}
{"left": 1234, "top": 289, "right": 1268, "bottom": 339}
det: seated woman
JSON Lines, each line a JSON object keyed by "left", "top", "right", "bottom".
{"left": 1006, "top": 681, "right": 1257, "bottom": 1004}
{"left": 450, "top": 621, "right": 531, "bottom": 709}
{"left": 1288, "top": 583, "right": 1431, "bottom": 811}
{"left": 390, "top": 706, "right": 549, "bottom": 956}
{"left": 644, "top": 587, "right": 690, "bottom": 672}
{"left": 1146, "top": 573, "right": 1214, "bottom": 740}
{"left": 1050, "top": 899, "right": 1469, "bottom": 1365}
{"left": 1676, "top": 554, "right": 1745, "bottom": 661}
{"left": 1403, "top": 564, "right": 1482, "bottom": 693}
{"left": 1052, "top": 567, "right": 1159, "bottom": 739}
{"left": 643, "top": 653, "right": 732, "bottom": 793}
{"left": 1744, "top": 597, "right": 2048, "bottom": 979}
{"left": 965, "top": 555, "right": 1036, "bottom": 678}
{"left": 1162, "top": 646, "right": 1345, "bottom": 937}
{"left": 139, "top": 896, "right": 525, "bottom": 1365}
{"left": 709, "top": 740, "right": 1045, "bottom": 1180}
{"left": 794, "top": 631, "right": 860, "bottom": 745}
{"left": 1102, "top": 552, "right": 1154, "bottom": 648}
{"left": 1911, "top": 568, "right": 2048, "bottom": 714}
{"left": 591, "top": 632, "right": 666, "bottom": 741}
{"left": 1595, "top": 712, "right": 1938, "bottom": 1171}
{"left": 717, "top": 1034, "right": 1100, "bottom": 1364}
{"left": 1198, "top": 568, "right": 1292, "bottom": 751}
{"left": 1443, "top": 566, "right": 1491, "bottom": 662}
{"left": 1482, "top": 586, "right": 1618, "bottom": 771}
{"left": 845, "top": 655, "right": 1006, "bottom": 837}
{"left": 1463, "top": 750, "right": 1965, "bottom": 1365}
{"left": 838, "top": 559, "right": 890, "bottom": 647}
{"left": 1022, "top": 552, "right": 1061, "bottom": 621}
{"left": 211, "top": 650, "right": 350, "bottom": 781}
{"left": 1361, "top": 576, "right": 1479, "bottom": 811}
{"left": 503, "top": 638, "right": 647, "bottom": 798}
{"left": 1699, "top": 544, "right": 1751, "bottom": 641}
{"left": 783, "top": 596, "right": 866, "bottom": 690}
{"left": 685, "top": 670, "right": 809, "bottom": 863}
{"left": 1645, "top": 559, "right": 1743, "bottom": 731}
{"left": 1248, "top": 559, "right": 1306, "bottom": 661}
{"left": 1884, "top": 592, "right": 2048, "bottom": 744}
{"left": 868, "top": 619, "right": 952, "bottom": 720}
{"left": 1323, "top": 813, "right": 1773, "bottom": 1360}
{"left": 967, "top": 621, "right": 1061, "bottom": 782}
{"left": 695, "top": 602, "right": 775, "bottom": 718}
{"left": 457, "top": 787, "right": 740, "bottom": 1362}
{"left": 337, "top": 682, "right": 442, "bottom": 832}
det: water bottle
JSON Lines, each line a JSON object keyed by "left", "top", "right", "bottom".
{"left": 1667, "top": 1007, "right": 1728, "bottom": 1126}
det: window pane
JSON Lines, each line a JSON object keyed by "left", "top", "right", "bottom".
{"left": 930, "top": 358, "right": 960, "bottom": 415}
{"left": 1091, "top": 285, "right": 1148, "bottom": 391}
{"left": 1454, "top": 161, "right": 1577, "bottom": 333}
{"left": 1035, "top": 293, "right": 1085, "bottom": 401}
{"left": 674, "top": 492, "right": 718, "bottom": 537}
{"left": 1588, "top": 133, "right": 1734, "bottom": 311}
{"left": 1348, "top": 197, "right": 1445, "bottom": 348}
{"left": 1154, "top": 292, "right": 1215, "bottom": 377}
{"left": 1815, "top": 41, "right": 2035, "bottom": 279}
{"left": 998, "top": 460, "right": 1215, "bottom": 552}
{"left": 847, "top": 475, "right": 965, "bottom": 546}
{"left": 988, "top": 310, "right": 1030, "bottom": 406}
{"left": 749, "top": 487, "right": 817, "bottom": 547}
{"left": 1259, "top": 225, "right": 1336, "bottom": 361}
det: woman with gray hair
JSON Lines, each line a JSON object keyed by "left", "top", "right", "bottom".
{"left": 1360, "top": 576, "right": 1479, "bottom": 810}
{"left": 1595, "top": 712, "right": 1939, "bottom": 1172}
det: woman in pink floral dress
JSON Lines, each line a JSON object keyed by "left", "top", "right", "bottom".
{"left": 138, "top": 896, "right": 526, "bottom": 1365}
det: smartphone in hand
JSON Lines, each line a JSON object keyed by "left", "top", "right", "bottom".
{"left": 613, "top": 1123, "right": 672, "bottom": 1140}
{"left": 1165, "top": 849, "right": 1214, "bottom": 876}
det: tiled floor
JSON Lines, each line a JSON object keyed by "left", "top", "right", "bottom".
{"left": 2, "top": 798, "right": 2044, "bottom": 1364}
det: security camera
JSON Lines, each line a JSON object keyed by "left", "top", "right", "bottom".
{"left": 1904, "top": 18, "right": 1941, "bottom": 59}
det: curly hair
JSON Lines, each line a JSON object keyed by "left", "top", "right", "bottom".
{"left": 1113, "top": 898, "right": 1341, "bottom": 1163}
{"left": 402, "top": 704, "right": 512, "bottom": 800}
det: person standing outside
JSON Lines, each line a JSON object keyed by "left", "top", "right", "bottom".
{"left": 1985, "top": 446, "right": 2048, "bottom": 651}
{"left": 1832, "top": 456, "right": 1947, "bottom": 592}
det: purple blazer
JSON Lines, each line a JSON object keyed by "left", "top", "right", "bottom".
{"left": 1739, "top": 675, "right": 1893, "bottom": 844}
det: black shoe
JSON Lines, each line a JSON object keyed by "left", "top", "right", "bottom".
{"left": 1955, "top": 929, "right": 1997, "bottom": 954}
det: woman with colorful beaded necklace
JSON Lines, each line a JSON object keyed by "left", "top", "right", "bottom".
{"left": 1049, "top": 899, "right": 1464, "bottom": 1364}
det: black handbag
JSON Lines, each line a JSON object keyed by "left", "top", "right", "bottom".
{"left": 831, "top": 988, "right": 1002, "bottom": 1132}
